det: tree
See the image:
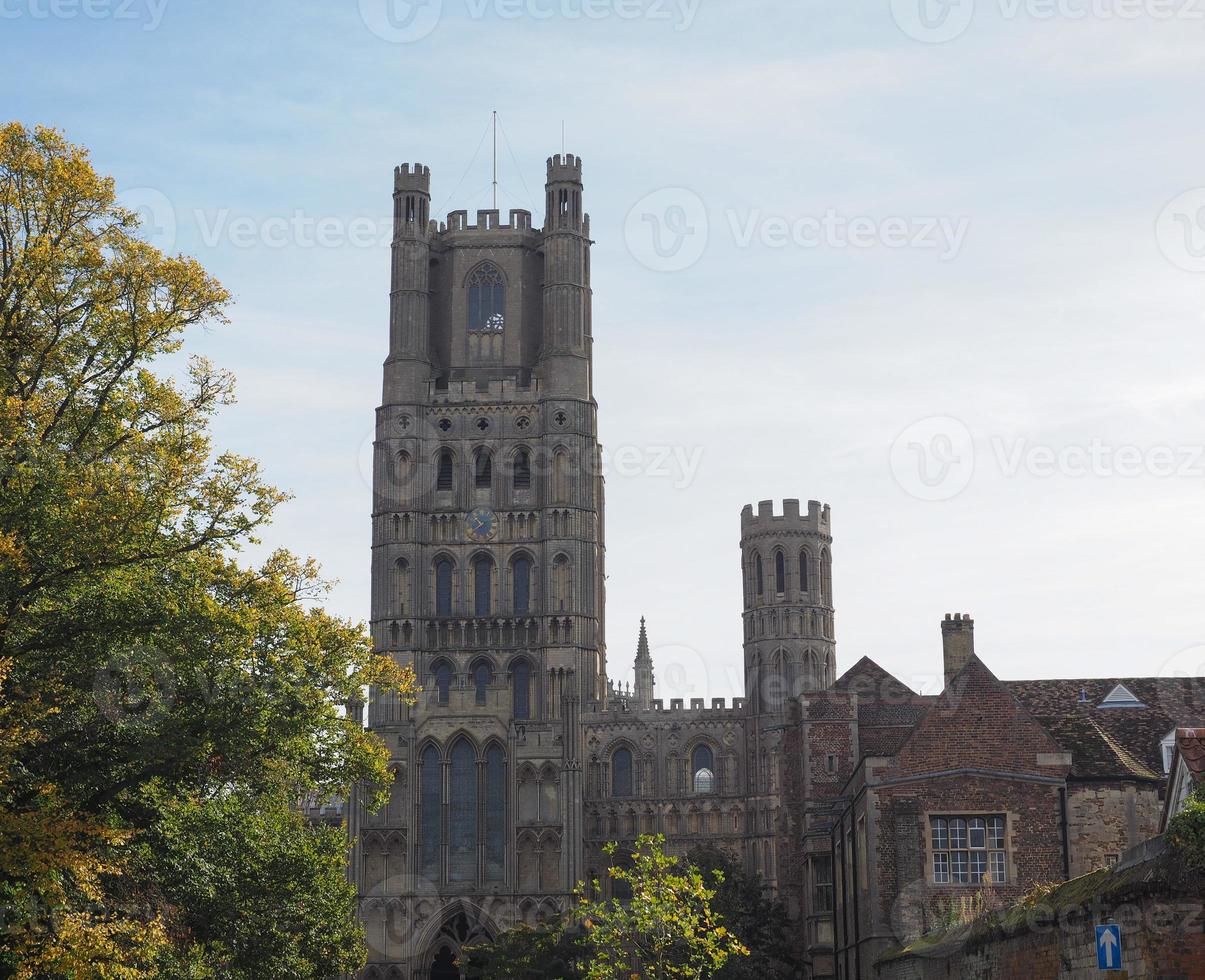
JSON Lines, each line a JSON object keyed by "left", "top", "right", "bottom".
{"left": 0, "top": 122, "right": 416, "bottom": 978}
{"left": 465, "top": 837, "right": 747, "bottom": 980}
{"left": 579, "top": 836, "right": 748, "bottom": 980}
{"left": 685, "top": 846, "right": 795, "bottom": 980}
{"left": 462, "top": 919, "right": 588, "bottom": 979}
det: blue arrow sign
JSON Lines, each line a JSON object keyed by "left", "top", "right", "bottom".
{"left": 1096, "top": 924, "right": 1121, "bottom": 971}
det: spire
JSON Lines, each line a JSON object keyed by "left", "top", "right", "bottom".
{"left": 634, "top": 617, "right": 655, "bottom": 710}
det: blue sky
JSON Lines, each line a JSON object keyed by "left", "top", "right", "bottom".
{"left": 7, "top": 0, "right": 1205, "bottom": 698}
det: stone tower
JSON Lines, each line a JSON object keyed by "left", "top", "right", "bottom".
{"left": 739, "top": 499, "right": 835, "bottom": 890}
{"left": 355, "top": 154, "right": 605, "bottom": 978}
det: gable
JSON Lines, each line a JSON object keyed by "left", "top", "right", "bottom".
{"left": 891, "top": 657, "right": 1067, "bottom": 778}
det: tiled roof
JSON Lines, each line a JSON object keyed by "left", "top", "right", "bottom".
{"left": 1008, "top": 677, "right": 1205, "bottom": 780}
{"left": 834, "top": 655, "right": 917, "bottom": 699}
{"left": 1175, "top": 727, "right": 1205, "bottom": 777}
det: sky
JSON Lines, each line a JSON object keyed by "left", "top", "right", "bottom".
{"left": 7, "top": 0, "right": 1205, "bottom": 700}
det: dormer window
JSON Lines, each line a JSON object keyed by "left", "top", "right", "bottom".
{"left": 467, "top": 263, "right": 505, "bottom": 333}
{"left": 1161, "top": 729, "right": 1177, "bottom": 773}
{"left": 1099, "top": 683, "right": 1145, "bottom": 708}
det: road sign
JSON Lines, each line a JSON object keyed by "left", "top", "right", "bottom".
{"left": 1096, "top": 924, "right": 1121, "bottom": 971}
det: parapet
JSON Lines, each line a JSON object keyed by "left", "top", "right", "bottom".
{"left": 592, "top": 696, "right": 748, "bottom": 717}
{"left": 440, "top": 208, "right": 536, "bottom": 234}
{"left": 740, "top": 498, "right": 831, "bottom": 535}
{"left": 394, "top": 163, "right": 431, "bottom": 193}
{"left": 547, "top": 153, "right": 583, "bottom": 184}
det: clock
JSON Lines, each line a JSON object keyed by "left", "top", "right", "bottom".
{"left": 466, "top": 507, "right": 498, "bottom": 543}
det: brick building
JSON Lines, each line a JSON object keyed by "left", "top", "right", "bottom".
{"left": 818, "top": 617, "right": 1204, "bottom": 980}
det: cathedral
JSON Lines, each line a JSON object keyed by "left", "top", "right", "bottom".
{"left": 335, "top": 152, "right": 1202, "bottom": 980}
{"left": 347, "top": 152, "right": 834, "bottom": 978}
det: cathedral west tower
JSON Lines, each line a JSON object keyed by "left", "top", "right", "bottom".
{"left": 355, "top": 154, "right": 605, "bottom": 977}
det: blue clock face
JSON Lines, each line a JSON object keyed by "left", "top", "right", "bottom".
{"left": 466, "top": 507, "right": 497, "bottom": 542}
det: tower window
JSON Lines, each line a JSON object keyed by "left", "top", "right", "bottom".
{"left": 420, "top": 744, "right": 441, "bottom": 878}
{"left": 437, "top": 450, "right": 454, "bottom": 492}
{"left": 475, "top": 451, "right": 492, "bottom": 489}
{"left": 799, "top": 551, "right": 810, "bottom": 593}
{"left": 775, "top": 552, "right": 785, "bottom": 595}
{"left": 612, "top": 747, "right": 633, "bottom": 798}
{"left": 755, "top": 555, "right": 764, "bottom": 596}
{"left": 433, "top": 660, "right": 453, "bottom": 705}
{"left": 449, "top": 738, "right": 477, "bottom": 882}
{"left": 435, "top": 559, "right": 453, "bottom": 616}
{"left": 513, "top": 659, "right": 532, "bottom": 720}
{"left": 467, "top": 263, "right": 505, "bottom": 333}
{"left": 692, "top": 744, "right": 716, "bottom": 794}
{"left": 473, "top": 660, "right": 493, "bottom": 705}
{"left": 474, "top": 557, "right": 493, "bottom": 616}
{"left": 512, "top": 556, "right": 532, "bottom": 615}
{"left": 513, "top": 449, "right": 532, "bottom": 490}
{"left": 485, "top": 743, "right": 507, "bottom": 881}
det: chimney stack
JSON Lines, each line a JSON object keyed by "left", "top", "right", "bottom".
{"left": 941, "top": 613, "right": 975, "bottom": 689}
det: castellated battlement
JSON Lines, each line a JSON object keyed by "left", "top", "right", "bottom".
{"left": 592, "top": 697, "right": 747, "bottom": 718}
{"left": 439, "top": 208, "right": 536, "bottom": 234}
{"left": 740, "top": 498, "right": 831, "bottom": 534}
{"left": 546, "top": 153, "right": 583, "bottom": 182}
{"left": 393, "top": 162, "right": 431, "bottom": 191}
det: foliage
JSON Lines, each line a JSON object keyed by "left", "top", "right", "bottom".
{"left": 135, "top": 785, "right": 363, "bottom": 980}
{"left": 465, "top": 838, "right": 748, "bottom": 980}
{"left": 0, "top": 122, "right": 416, "bottom": 978}
{"left": 462, "top": 918, "right": 588, "bottom": 979}
{"left": 1165, "top": 786, "right": 1205, "bottom": 873}
{"left": 577, "top": 835, "right": 749, "bottom": 980}
{"left": 685, "top": 846, "right": 795, "bottom": 980}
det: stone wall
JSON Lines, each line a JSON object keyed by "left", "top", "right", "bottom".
{"left": 1065, "top": 780, "right": 1163, "bottom": 878}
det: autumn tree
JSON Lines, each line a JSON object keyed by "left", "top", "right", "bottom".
{"left": 0, "top": 122, "right": 414, "bottom": 978}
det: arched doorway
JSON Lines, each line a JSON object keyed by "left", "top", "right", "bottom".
{"left": 420, "top": 907, "right": 494, "bottom": 980}
{"left": 429, "top": 944, "right": 458, "bottom": 980}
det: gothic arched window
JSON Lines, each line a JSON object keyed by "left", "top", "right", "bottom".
{"left": 437, "top": 450, "right": 454, "bottom": 492}
{"left": 467, "top": 263, "right": 505, "bottom": 333}
{"left": 392, "top": 558, "right": 410, "bottom": 615}
{"left": 474, "top": 450, "right": 492, "bottom": 490}
{"left": 435, "top": 559, "right": 453, "bottom": 616}
{"left": 612, "top": 747, "right": 633, "bottom": 798}
{"left": 473, "top": 659, "right": 493, "bottom": 705}
{"left": 448, "top": 738, "right": 477, "bottom": 882}
{"left": 754, "top": 554, "right": 764, "bottom": 596}
{"left": 512, "top": 556, "right": 532, "bottom": 615}
{"left": 513, "top": 449, "right": 531, "bottom": 491}
{"left": 774, "top": 551, "right": 785, "bottom": 595}
{"left": 420, "top": 744, "right": 441, "bottom": 878}
{"left": 513, "top": 659, "right": 531, "bottom": 721}
{"left": 552, "top": 555, "right": 571, "bottom": 612}
{"left": 484, "top": 743, "right": 506, "bottom": 881}
{"left": 799, "top": 550, "right": 810, "bottom": 593}
{"left": 821, "top": 548, "right": 832, "bottom": 605}
{"left": 432, "top": 660, "right": 453, "bottom": 705}
{"left": 692, "top": 744, "right": 715, "bottom": 794}
{"left": 474, "top": 556, "right": 493, "bottom": 616}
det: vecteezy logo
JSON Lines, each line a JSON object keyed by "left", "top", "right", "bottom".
{"left": 623, "top": 188, "right": 708, "bottom": 273}
{"left": 116, "top": 186, "right": 177, "bottom": 253}
{"left": 890, "top": 416, "right": 975, "bottom": 501}
{"left": 1156, "top": 188, "right": 1205, "bottom": 273}
{"left": 359, "top": 0, "right": 443, "bottom": 42}
{"left": 890, "top": 0, "right": 975, "bottom": 42}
